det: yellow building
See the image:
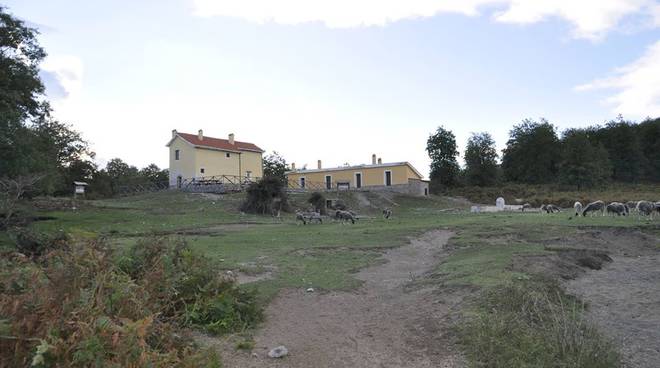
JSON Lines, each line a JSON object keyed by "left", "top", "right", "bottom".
{"left": 286, "top": 155, "right": 429, "bottom": 196}
{"left": 166, "top": 130, "right": 264, "bottom": 187}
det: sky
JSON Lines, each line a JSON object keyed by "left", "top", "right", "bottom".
{"left": 6, "top": 0, "right": 660, "bottom": 177}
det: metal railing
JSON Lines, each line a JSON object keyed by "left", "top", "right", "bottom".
{"left": 179, "top": 174, "right": 261, "bottom": 193}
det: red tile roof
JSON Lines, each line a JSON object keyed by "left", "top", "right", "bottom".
{"left": 177, "top": 132, "right": 264, "bottom": 153}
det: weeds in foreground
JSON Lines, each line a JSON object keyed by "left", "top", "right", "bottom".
{"left": 0, "top": 236, "right": 261, "bottom": 367}
{"left": 459, "top": 278, "right": 621, "bottom": 368}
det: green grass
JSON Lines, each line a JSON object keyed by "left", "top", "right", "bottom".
{"left": 6, "top": 190, "right": 655, "bottom": 300}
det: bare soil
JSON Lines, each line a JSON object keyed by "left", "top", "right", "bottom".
{"left": 563, "top": 229, "right": 660, "bottom": 368}
{"left": 202, "top": 230, "right": 467, "bottom": 367}
{"left": 515, "top": 227, "right": 660, "bottom": 368}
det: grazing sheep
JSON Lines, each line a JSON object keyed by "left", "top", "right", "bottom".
{"left": 626, "top": 201, "right": 639, "bottom": 213}
{"left": 636, "top": 201, "right": 655, "bottom": 216}
{"left": 335, "top": 210, "right": 356, "bottom": 224}
{"left": 296, "top": 211, "right": 323, "bottom": 225}
{"left": 521, "top": 203, "right": 532, "bottom": 212}
{"left": 382, "top": 208, "right": 392, "bottom": 219}
{"left": 582, "top": 200, "right": 605, "bottom": 216}
{"left": 606, "top": 202, "right": 628, "bottom": 216}
{"left": 539, "top": 204, "right": 547, "bottom": 213}
{"left": 574, "top": 201, "right": 583, "bottom": 217}
{"left": 543, "top": 204, "right": 561, "bottom": 213}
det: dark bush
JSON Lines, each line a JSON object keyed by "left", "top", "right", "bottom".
{"left": 308, "top": 192, "right": 327, "bottom": 215}
{"left": 241, "top": 177, "right": 289, "bottom": 215}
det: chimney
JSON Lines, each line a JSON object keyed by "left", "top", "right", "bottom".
{"left": 372, "top": 154, "right": 377, "bottom": 165}
{"left": 291, "top": 162, "right": 296, "bottom": 170}
{"left": 317, "top": 160, "right": 322, "bottom": 169}
{"left": 378, "top": 158, "right": 382, "bottom": 165}
{"left": 228, "top": 133, "right": 235, "bottom": 145}
{"left": 198, "top": 129, "right": 203, "bottom": 140}
{"left": 172, "top": 129, "right": 177, "bottom": 138}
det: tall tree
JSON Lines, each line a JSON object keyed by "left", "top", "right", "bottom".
{"left": 464, "top": 132, "right": 499, "bottom": 187}
{"left": 558, "top": 129, "right": 611, "bottom": 190}
{"left": 591, "top": 117, "right": 645, "bottom": 182}
{"left": 635, "top": 118, "right": 660, "bottom": 181}
{"left": 0, "top": 6, "right": 46, "bottom": 122}
{"left": 426, "top": 126, "right": 460, "bottom": 191}
{"left": 139, "top": 164, "right": 168, "bottom": 184}
{"left": 501, "top": 119, "right": 560, "bottom": 184}
{"left": 262, "top": 151, "right": 288, "bottom": 183}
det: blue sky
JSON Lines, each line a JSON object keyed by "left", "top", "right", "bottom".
{"left": 6, "top": 0, "right": 660, "bottom": 176}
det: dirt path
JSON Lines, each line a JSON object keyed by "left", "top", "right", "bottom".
{"left": 208, "top": 230, "right": 466, "bottom": 367}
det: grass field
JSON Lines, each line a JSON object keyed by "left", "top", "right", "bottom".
{"left": 4, "top": 189, "right": 659, "bottom": 366}
{"left": 14, "top": 190, "right": 657, "bottom": 299}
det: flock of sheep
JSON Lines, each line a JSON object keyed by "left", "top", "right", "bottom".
{"left": 295, "top": 207, "right": 393, "bottom": 225}
{"left": 534, "top": 200, "right": 660, "bottom": 218}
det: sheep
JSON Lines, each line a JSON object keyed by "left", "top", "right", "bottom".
{"left": 382, "top": 208, "right": 392, "bottom": 219}
{"left": 296, "top": 211, "right": 323, "bottom": 225}
{"left": 582, "top": 200, "right": 605, "bottom": 216}
{"left": 335, "top": 210, "right": 356, "bottom": 224}
{"left": 606, "top": 202, "right": 627, "bottom": 216}
{"left": 521, "top": 203, "right": 532, "bottom": 212}
{"left": 636, "top": 201, "right": 656, "bottom": 217}
{"left": 542, "top": 204, "right": 561, "bottom": 214}
{"left": 573, "top": 201, "right": 583, "bottom": 217}
{"left": 626, "top": 201, "right": 639, "bottom": 213}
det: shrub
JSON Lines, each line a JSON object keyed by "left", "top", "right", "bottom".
{"left": 0, "top": 237, "right": 260, "bottom": 367}
{"left": 308, "top": 192, "right": 327, "bottom": 215}
{"left": 241, "top": 177, "right": 289, "bottom": 215}
{"left": 459, "top": 278, "right": 621, "bottom": 368}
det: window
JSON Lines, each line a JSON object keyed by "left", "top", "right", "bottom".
{"left": 246, "top": 171, "right": 252, "bottom": 179}
{"left": 226, "top": 152, "right": 231, "bottom": 158}
{"left": 424, "top": 188, "right": 428, "bottom": 196}
{"left": 176, "top": 176, "right": 182, "bottom": 188}
{"left": 385, "top": 171, "right": 392, "bottom": 186}
{"left": 355, "top": 173, "right": 362, "bottom": 188}
{"left": 200, "top": 168, "right": 205, "bottom": 174}
{"left": 175, "top": 150, "right": 180, "bottom": 160}
{"left": 300, "top": 177, "right": 306, "bottom": 188}
{"left": 325, "top": 175, "right": 332, "bottom": 190}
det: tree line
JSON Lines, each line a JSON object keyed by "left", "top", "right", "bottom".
{"left": 1, "top": 7, "right": 168, "bottom": 198}
{"left": 427, "top": 116, "right": 660, "bottom": 192}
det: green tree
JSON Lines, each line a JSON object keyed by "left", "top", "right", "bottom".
{"left": 0, "top": 6, "right": 46, "bottom": 122}
{"left": 464, "top": 132, "right": 499, "bottom": 187}
{"left": 637, "top": 118, "right": 660, "bottom": 181}
{"left": 558, "top": 129, "right": 611, "bottom": 190}
{"left": 262, "top": 151, "right": 288, "bottom": 183}
{"left": 501, "top": 119, "right": 560, "bottom": 184}
{"left": 0, "top": 7, "right": 92, "bottom": 195}
{"left": 591, "top": 117, "right": 645, "bottom": 182}
{"left": 139, "top": 163, "right": 168, "bottom": 184}
{"left": 426, "top": 126, "right": 460, "bottom": 192}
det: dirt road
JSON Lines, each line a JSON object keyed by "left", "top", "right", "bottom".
{"left": 211, "top": 230, "right": 466, "bottom": 368}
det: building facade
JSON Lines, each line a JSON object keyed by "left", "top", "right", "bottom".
{"left": 166, "top": 130, "right": 264, "bottom": 187}
{"left": 285, "top": 155, "right": 429, "bottom": 196}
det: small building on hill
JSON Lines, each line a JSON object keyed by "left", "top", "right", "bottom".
{"left": 285, "top": 155, "right": 429, "bottom": 196}
{"left": 166, "top": 130, "right": 264, "bottom": 188}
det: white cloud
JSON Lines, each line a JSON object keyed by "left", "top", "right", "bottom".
{"left": 191, "top": 0, "right": 657, "bottom": 39}
{"left": 41, "top": 55, "right": 84, "bottom": 99}
{"left": 576, "top": 40, "right": 660, "bottom": 118}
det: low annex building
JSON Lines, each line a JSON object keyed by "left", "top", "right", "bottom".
{"left": 286, "top": 154, "right": 429, "bottom": 196}
{"left": 166, "top": 130, "right": 264, "bottom": 188}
